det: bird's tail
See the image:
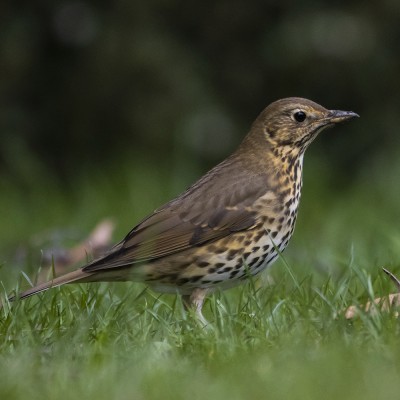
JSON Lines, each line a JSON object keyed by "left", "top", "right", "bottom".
{"left": 7, "top": 268, "right": 94, "bottom": 302}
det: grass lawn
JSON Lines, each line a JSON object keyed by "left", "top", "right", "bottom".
{"left": 1, "top": 155, "right": 400, "bottom": 399}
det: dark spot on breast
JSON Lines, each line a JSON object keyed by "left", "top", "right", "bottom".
{"left": 215, "top": 247, "right": 227, "bottom": 254}
{"left": 230, "top": 270, "right": 240, "bottom": 278}
{"left": 251, "top": 257, "right": 260, "bottom": 265}
{"left": 282, "top": 231, "right": 290, "bottom": 241}
{"left": 197, "top": 261, "right": 210, "bottom": 268}
{"left": 235, "top": 262, "right": 243, "bottom": 270}
{"left": 254, "top": 230, "right": 265, "bottom": 241}
{"left": 227, "top": 248, "right": 241, "bottom": 260}
{"left": 285, "top": 198, "right": 293, "bottom": 207}
{"left": 281, "top": 188, "right": 291, "bottom": 198}
{"left": 235, "top": 236, "right": 245, "bottom": 244}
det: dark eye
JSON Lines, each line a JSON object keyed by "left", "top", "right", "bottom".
{"left": 294, "top": 111, "right": 307, "bottom": 122}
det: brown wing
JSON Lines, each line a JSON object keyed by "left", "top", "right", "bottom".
{"left": 83, "top": 158, "right": 272, "bottom": 272}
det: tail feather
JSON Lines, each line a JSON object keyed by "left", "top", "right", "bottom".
{"left": 8, "top": 268, "right": 94, "bottom": 301}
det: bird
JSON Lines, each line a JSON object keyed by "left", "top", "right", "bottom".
{"left": 8, "top": 97, "right": 358, "bottom": 321}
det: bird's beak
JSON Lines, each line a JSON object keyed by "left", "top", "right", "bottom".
{"left": 327, "top": 109, "right": 359, "bottom": 124}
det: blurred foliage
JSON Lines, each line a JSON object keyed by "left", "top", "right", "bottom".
{"left": 1, "top": 0, "right": 400, "bottom": 188}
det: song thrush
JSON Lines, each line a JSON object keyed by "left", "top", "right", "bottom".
{"left": 9, "top": 97, "right": 358, "bottom": 320}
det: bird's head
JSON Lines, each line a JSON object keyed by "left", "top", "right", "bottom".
{"left": 253, "top": 97, "right": 359, "bottom": 154}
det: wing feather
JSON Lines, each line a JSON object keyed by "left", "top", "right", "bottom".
{"left": 83, "top": 161, "right": 272, "bottom": 272}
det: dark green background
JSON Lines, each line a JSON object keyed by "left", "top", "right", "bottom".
{"left": 2, "top": 1, "right": 399, "bottom": 183}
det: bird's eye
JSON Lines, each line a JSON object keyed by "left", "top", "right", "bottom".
{"left": 293, "top": 111, "right": 307, "bottom": 122}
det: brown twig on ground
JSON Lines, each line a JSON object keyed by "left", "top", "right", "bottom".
{"left": 344, "top": 267, "right": 400, "bottom": 319}
{"left": 38, "top": 219, "right": 115, "bottom": 283}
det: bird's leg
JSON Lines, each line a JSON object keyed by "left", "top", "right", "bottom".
{"left": 182, "top": 288, "right": 209, "bottom": 326}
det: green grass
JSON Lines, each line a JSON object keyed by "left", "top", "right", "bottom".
{"left": 1, "top": 155, "right": 400, "bottom": 400}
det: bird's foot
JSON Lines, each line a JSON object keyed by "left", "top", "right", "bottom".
{"left": 182, "top": 288, "right": 209, "bottom": 327}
